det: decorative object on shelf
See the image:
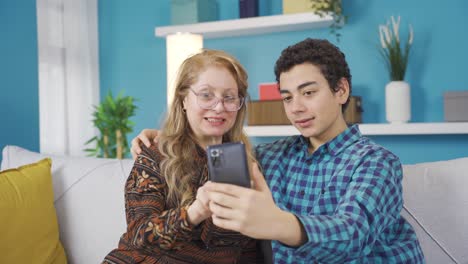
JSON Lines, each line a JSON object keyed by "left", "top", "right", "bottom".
{"left": 166, "top": 33, "right": 203, "bottom": 106}
{"left": 247, "top": 96, "right": 362, "bottom": 125}
{"left": 170, "top": 0, "right": 218, "bottom": 25}
{"left": 85, "top": 91, "right": 137, "bottom": 159}
{"left": 309, "top": 0, "right": 346, "bottom": 42}
{"left": 385, "top": 81, "right": 411, "bottom": 123}
{"left": 247, "top": 100, "right": 290, "bottom": 125}
{"left": 282, "top": 0, "right": 345, "bottom": 42}
{"left": 344, "top": 96, "right": 363, "bottom": 124}
{"left": 259, "top": 82, "right": 281, "bottom": 100}
{"left": 282, "top": 0, "right": 312, "bottom": 14}
{"left": 239, "top": 0, "right": 258, "bottom": 18}
{"left": 444, "top": 91, "right": 468, "bottom": 122}
{"left": 379, "top": 16, "right": 414, "bottom": 123}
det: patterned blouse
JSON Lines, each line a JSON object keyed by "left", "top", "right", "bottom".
{"left": 103, "top": 144, "right": 262, "bottom": 264}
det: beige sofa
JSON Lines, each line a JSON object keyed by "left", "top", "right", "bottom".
{"left": 1, "top": 145, "right": 467, "bottom": 263}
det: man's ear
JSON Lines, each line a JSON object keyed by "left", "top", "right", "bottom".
{"left": 335, "top": 77, "right": 350, "bottom": 104}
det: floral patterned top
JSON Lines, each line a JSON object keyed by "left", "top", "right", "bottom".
{"left": 103, "top": 143, "right": 262, "bottom": 264}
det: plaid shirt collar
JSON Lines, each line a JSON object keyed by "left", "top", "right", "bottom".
{"left": 296, "top": 124, "right": 362, "bottom": 157}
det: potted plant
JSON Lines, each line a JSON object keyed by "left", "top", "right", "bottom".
{"left": 378, "top": 15, "right": 414, "bottom": 123}
{"left": 85, "top": 91, "right": 137, "bottom": 159}
{"left": 309, "top": 0, "right": 346, "bottom": 42}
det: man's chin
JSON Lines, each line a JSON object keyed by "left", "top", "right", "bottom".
{"left": 296, "top": 127, "right": 316, "bottom": 138}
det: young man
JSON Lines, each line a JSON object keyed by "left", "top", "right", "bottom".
{"left": 132, "top": 39, "right": 425, "bottom": 263}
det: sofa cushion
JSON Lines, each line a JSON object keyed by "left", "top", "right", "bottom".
{"left": 402, "top": 157, "right": 468, "bottom": 264}
{"left": 1, "top": 145, "right": 134, "bottom": 264}
{"left": 0, "top": 158, "right": 67, "bottom": 264}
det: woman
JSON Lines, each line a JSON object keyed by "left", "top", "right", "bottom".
{"left": 102, "top": 49, "right": 261, "bottom": 264}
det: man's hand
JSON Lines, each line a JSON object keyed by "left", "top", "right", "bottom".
{"left": 130, "top": 129, "right": 160, "bottom": 159}
{"left": 187, "top": 185, "right": 212, "bottom": 226}
{"left": 204, "top": 164, "right": 286, "bottom": 240}
{"left": 205, "top": 164, "right": 307, "bottom": 246}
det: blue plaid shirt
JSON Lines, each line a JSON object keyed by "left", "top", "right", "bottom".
{"left": 255, "top": 125, "right": 425, "bottom": 264}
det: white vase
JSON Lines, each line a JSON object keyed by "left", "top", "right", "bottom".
{"left": 385, "top": 81, "right": 411, "bottom": 123}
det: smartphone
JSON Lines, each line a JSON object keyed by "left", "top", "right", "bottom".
{"left": 206, "top": 142, "right": 251, "bottom": 188}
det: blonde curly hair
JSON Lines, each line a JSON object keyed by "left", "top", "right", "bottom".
{"left": 158, "top": 49, "right": 255, "bottom": 207}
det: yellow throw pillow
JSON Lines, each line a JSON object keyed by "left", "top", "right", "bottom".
{"left": 0, "top": 158, "right": 67, "bottom": 264}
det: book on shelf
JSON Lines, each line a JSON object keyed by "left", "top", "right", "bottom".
{"left": 239, "top": 0, "right": 259, "bottom": 18}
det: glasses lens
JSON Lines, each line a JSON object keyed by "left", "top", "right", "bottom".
{"left": 194, "top": 90, "right": 243, "bottom": 112}
{"left": 196, "top": 92, "right": 217, "bottom": 109}
{"left": 224, "top": 97, "right": 243, "bottom": 111}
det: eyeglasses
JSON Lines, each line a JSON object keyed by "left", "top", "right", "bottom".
{"left": 189, "top": 88, "right": 244, "bottom": 112}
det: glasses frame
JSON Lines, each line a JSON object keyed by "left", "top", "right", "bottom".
{"left": 189, "top": 88, "right": 244, "bottom": 112}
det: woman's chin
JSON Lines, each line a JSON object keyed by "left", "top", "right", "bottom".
{"left": 213, "top": 130, "right": 232, "bottom": 139}
{"left": 202, "top": 129, "right": 225, "bottom": 138}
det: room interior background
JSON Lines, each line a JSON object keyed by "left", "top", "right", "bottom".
{"left": 1, "top": 0, "right": 468, "bottom": 163}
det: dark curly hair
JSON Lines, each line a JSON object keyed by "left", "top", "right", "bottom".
{"left": 274, "top": 38, "right": 352, "bottom": 111}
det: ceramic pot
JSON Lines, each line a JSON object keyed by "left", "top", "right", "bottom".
{"left": 385, "top": 81, "right": 411, "bottom": 123}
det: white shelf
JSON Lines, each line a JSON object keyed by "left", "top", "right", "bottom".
{"left": 359, "top": 123, "right": 468, "bottom": 135}
{"left": 155, "top": 12, "right": 333, "bottom": 38}
{"left": 244, "top": 122, "right": 468, "bottom": 137}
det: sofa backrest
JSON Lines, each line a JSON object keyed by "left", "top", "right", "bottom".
{"left": 1, "top": 145, "right": 133, "bottom": 264}
{"left": 2, "top": 145, "right": 468, "bottom": 264}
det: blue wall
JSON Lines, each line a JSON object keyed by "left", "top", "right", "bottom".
{"left": 0, "top": 1, "right": 39, "bottom": 162}
{"left": 2, "top": 0, "right": 467, "bottom": 165}
{"left": 98, "top": 0, "right": 171, "bottom": 143}
{"left": 99, "top": 0, "right": 468, "bottom": 164}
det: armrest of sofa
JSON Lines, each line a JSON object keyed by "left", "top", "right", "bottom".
{"left": 2, "top": 145, "right": 135, "bottom": 264}
{"left": 402, "top": 157, "right": 468, "bottom": 264}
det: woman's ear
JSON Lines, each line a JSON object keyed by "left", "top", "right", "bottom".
{"left": 182, "top": 96, "right": 187, "bottom": 111}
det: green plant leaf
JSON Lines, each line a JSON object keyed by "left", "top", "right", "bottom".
{"left": 83, "top": 89, "right": 138, "bottom": 158}
{"left": 377, "top": 16, "right": 413, "bottom": 81}
{"left": 84, "top": 136, "right": 98, "bottom": 145}
{"left": 310, "top": 0, "right": 345, "bottom": 42}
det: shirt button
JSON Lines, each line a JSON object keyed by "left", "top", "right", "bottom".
{"left": 299, "top": 190, "right": 305, "bottom": 196}
{"left": 321, "top": 189, "right": 326, "bottom": 194}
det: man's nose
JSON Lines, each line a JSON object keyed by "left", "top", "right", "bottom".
{"left": 290, "top": 98, "right": 306, "bottom": 113}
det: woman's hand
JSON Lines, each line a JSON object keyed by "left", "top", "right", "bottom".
{"left": 187, "top": 185, "right": 212, "bottom": 226}
{"left": 130, "top": 129, "right": 160, "bottom": 159}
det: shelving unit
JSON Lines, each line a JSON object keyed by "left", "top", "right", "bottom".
{"left": 155, "top": 14, "right": 466, "bottom": 138}
{"left": 244, "top": 122, "right": 468, "bottom": 137}
{"left": 155, "top": 12, "right": 333, "bottom": 38}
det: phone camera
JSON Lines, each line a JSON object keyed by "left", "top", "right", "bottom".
{"left": 210, "top": 149, "right": 220, "bottom": 158}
